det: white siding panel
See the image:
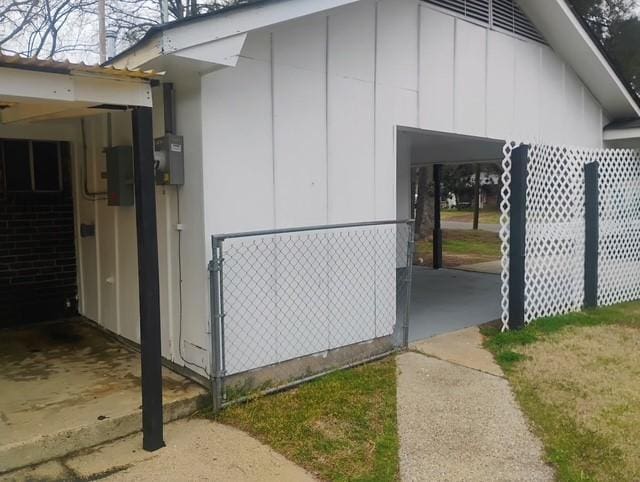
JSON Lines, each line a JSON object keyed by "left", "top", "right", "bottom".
{"left": 539, "top": 47, "right": 565, "bottom": 145}
{"left": 454, "top": 20, "right": 487, "bottom": 137}
{"left": 513, "top": 40, "right": 541, "bottom": 142}
{"left": 584, "top": 90, "right": 603, "bottom": 147}
{"left": 202, "top": 55, "right": 274, "bottom": 234}
{"left": 486, "top": 30, "right": 515, "bottom": 140}
{"left": 273, "top": 18, "right": 327, "bottom": 228}
{"left": 419, "top": 7, "right": 455, "bottom": 132}
{"left": 564, "top": 67, "right": 586, "bottom": 145}
{"left": 328, "top": 2, "right": 375, "bottom": 82}
{"left": 328, "top": 76, "right": 375, "bottom": 223}
{"left": 376, "top": 0, "right": 419, "bottom": 91}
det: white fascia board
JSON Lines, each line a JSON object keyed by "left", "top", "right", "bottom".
{"left": 163, "top": 0, "right": 361, "bottom": 52}
{"left": 603, "top": 127, "right": 640, "bottom": 141}
{"left": 171, "top": 33, "right": 247, "bottom": 67}
{"left": 0, "top": 67, "right": 152, "bottom": 109}
{"left": 518, "top": 0, "right": 640, "bottom": 118}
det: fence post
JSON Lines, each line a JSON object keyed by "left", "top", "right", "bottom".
{"left": 584, "top": 161, "right": 599, "bottom": 308}
{"left": 508, "top": 145, "right": 528, "bottom": 330}
{"left": 433, "top": 164, "right": 443, "bottom": 269}
{"left": 209, "top": 236, "right": 225, "bottom": 413}
{"left": 403, "top": 221, "right": 415, "bottom": 348}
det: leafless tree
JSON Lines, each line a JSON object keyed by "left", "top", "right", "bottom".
{"left": 0, "top": 0, "right": 240, "bottom": 62}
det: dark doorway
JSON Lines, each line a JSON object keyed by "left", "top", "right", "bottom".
{"left": 0, "top": 139, "right": 77, "bottom": 326}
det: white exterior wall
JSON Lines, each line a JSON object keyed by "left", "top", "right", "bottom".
{"left": 202, "top": 0, "right": 606, "bottom": 238}
{"left": 71, "top": 78, "right": 209, "bottom": 378}
{"left": 201, "top": 0, "right": 419, "bottom": 236}
{"left": 196, "top": 0, "right": 608, "bottom": 373}
{"left": 419, "top": 4, "right": 605, "bottom": 146}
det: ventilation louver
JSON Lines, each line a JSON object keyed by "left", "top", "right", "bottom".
{"left": 425, "top": 0, "right": 546, "bottom": 44}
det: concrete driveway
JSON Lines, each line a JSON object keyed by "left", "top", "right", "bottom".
{"left": 409, "top": 267, "right": 501, "bottom": 342}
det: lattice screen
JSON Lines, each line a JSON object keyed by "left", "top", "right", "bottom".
{"left": 598, "top": 149, "right": 640, "bottom": 306}
{"left": 500, "top": 142, "right": 640, "bottom": 331}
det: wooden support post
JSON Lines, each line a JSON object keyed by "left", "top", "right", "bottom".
{"left": 584, "top": 161, "right": 599, "bottom": 309}
{"left": 132, "top": 106, "right": 165, "bottom": 452}
{"left": 433, "top": 164, "right": 443, "bottom": 270}
{"left": 508, "top": 145, "right": 528, "bottom": 330}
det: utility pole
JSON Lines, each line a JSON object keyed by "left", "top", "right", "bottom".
{"left": 98, "top": 0, "right": 106, "bottom": 63}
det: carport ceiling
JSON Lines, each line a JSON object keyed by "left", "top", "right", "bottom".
{"left": 400, "top": 127, "right": 505, "bottom": 165}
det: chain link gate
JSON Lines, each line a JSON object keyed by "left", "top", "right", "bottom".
{"left": 208, "top": 220, "right": 414, "bottom": 411}
{"left": 500, "top": 141, "right": 640, "bottom": 330}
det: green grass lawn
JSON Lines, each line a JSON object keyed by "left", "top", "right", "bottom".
{"left": 415, "top": 229, "right": 501, "bottom": 267}
{"left": 441, "top": 208, "right": 501, "bottom": 224}
{"left": 215, "top": 357, "right": 399, "bottom": 482}
{"left": 482, "top": 303, "right": 640, "bottom": 481}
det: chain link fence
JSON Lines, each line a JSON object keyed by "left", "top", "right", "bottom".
{"left": 208, "top": 220, "right": 414, "bottom": 411}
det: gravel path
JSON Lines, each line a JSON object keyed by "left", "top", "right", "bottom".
{"left": 397, "top": 328, "right": 553, "bottom": 481}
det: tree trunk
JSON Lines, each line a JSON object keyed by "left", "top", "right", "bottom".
{"left": 414, "top": 167, "right": 435, "bottom": 240}
{"left": 473, "top": 163, "right": 481, "bottom": 230}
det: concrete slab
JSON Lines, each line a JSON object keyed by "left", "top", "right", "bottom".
{"left": 411, "top": 327, "right": 503, "bottom": 377}
{"left": 397, "top": 352, "right": 553, "bottom": 481}
{"left": 455, "top": 260, "right": 502, "bottom": 275}
{"left": 410, "top": 267, "right": 501, "bottom": 342}
{"left": 72, "top": 418, "right": 316, "bottom": 481}
{"left": 0, "top": 319, "right": 207, "bottom": 473}
{"left": 1, "top": 460, "right": 72, "bottom": 482}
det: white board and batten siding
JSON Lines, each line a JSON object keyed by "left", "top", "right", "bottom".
{"left": 419, "top": 3, "right": 605, "bottom": 146}
{"left": 201, "top": 0, "right": 418, "bottom": 374}
{"left": 199, "top": 0, "right": 607, "bottom": 374}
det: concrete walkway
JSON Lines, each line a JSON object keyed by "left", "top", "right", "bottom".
{"left": 6, "top": 418, "right": 316, "bottom": 481}
{"left": 397, "top": 327, "right": 553, "bottom": 481}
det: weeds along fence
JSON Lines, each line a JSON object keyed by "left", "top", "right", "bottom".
{"left": 208, "top": 220, "right": 414, "bottom": 411}
{"left": 500, "top": 142, "right": 640, "bottom": 330}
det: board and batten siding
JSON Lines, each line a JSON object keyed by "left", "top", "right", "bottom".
{"left": 202, "top": 0, "right": 604, "bottom": 238}
{"left": 420, "top": 4, "right": 604, "bottom": 146}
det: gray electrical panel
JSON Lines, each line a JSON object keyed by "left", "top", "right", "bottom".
{"left": 154, "top": 134, "right": 184, "bottom": 185}
{"left": 106, "top": 146, "right": 134, "bottom": 206}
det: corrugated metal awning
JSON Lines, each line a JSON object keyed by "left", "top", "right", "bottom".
{"left": 0, "top": 53, "right": 160, "bottom": 80}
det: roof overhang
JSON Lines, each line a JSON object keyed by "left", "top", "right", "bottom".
{"left": 0, "top": 55, "right": 157, "bottom": 124}
{"left": 518, "top": 0, "right": 640, "bottom": 119}
{"left": 107, "top": 0, "right": 361, "bottom": 73}
{"left": 603, "top": 119, "right": 640, "bottom": 148}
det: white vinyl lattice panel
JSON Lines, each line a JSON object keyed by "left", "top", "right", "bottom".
{"left": 500, "top": 142, "right": 640, "bottom": 331}
{"left": 598, "top": 149, "right": 640, "bottom": 306}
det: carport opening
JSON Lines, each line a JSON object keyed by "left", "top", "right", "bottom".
{"left": 397, "top": 128, "right": 504, "bottom": 342}
{"left": 1, "top": 139, "right": 77, "bottom": 326}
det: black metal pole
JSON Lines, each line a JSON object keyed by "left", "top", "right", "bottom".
{"left": 132, "top": 106, "right": 165, "bottom": 452}
{"left": 508, "top": 145, "right": 528, "bottom": 330}
{"left": 433, "top": 164, "right": 443, "bottom": 270}
{"left": 584, "top": 161, "right": 599, "bottom": 309}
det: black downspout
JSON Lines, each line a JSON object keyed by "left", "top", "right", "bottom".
{"left": 132, "top": 106, "right": 165, "bottom": 452}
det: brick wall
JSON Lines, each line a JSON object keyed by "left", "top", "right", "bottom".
{"left": 0, "top": 157, "right": 77, "bottom": 326}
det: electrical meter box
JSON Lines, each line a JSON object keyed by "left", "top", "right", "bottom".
{"left": 154, "top": 134, "right": 184, "bottom": 185}
{"left": 105, "top": 146, "right": 134, "bottom": 206}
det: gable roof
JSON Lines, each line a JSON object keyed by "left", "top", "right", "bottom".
{"left": 107, "top": 0, "right": 640, "bottom": 119}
